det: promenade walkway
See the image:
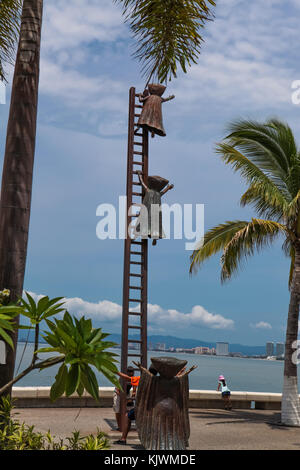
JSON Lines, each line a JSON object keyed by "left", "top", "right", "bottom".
{"left": 13, "top": 407, "right": 300, "bottom": 450}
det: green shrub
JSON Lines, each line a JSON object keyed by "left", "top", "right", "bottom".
{"left": 0, "top": 396, "right": 110, "bottom": 450}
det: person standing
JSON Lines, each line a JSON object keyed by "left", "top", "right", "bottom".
{"left": 217, "top": 375, "right": 232, "bottom": 410}
{"left": 113, "top": 366, "right": 135, "bottom": 431}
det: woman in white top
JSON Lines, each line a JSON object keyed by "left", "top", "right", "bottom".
{"left": 217, "top": 375, "right": 232, "bottom": 410}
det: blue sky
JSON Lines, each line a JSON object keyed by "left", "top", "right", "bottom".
{"left": 1, "top": 0, "right": 300, "bottom": 346}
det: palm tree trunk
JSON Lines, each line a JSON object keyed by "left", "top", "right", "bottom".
{"left": 0, "top": 0, "right": 43, "bottom": 395}
{"left": 281, "top": 242, "right": 300, "bottom": 425}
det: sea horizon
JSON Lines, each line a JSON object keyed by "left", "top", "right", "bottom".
{"left": 14, "top": 342, "right": 297, "bottom": 394}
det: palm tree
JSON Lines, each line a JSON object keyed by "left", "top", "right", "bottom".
{"left": 115, "top": 0, "right": 215, "bottom": 83}
{"left": 0, "top": 0, "right": 43, "bottom": 394}
{"left": 0, "top": 0, "right": 216, "bottom": 397}
{"left": 0, "top": 0, "right": 21, "bottom": 81}
{"left": 190, "top": 118, "right": 300, "bottom": 426}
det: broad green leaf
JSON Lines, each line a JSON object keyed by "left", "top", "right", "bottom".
{"left": 50, "top": 364, "right": 68, "bottom": 401}
{"left": 0, "top": 327, "right": 13, "bottom": 349}
{"left": 66, "top": 364, "right": 81, "bottom": 397}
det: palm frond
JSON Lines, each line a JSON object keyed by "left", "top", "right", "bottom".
{"left": 226, "top": 119, "right": 290, "bottom": 175}
{"left": 115, "top": 0, "right": 215, "bottom": 83}
{"left": 220, "top": 218, "right": 287, "bottom": 282}
{"left": 190, "top": 220, "right": 250, "bottom": 274}
{"left": 220, "top": 119, "right": 297, "bottom": 200}
{"left": 216, "top": 143, "right": 291, "bottom": 203}
{"left": 240, "top": 182, "right": 289, "bottom": 221}
{"left": 0, "top": 0, "right": 21, "bottom": 81}
{"left": 267, "top": 119, "right": 298, "bottom": 168}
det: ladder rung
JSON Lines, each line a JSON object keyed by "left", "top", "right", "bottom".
{"left": 130, "top": 273, "right": 142, "bottom": 277}
{"left": 129, "top": 298, "right": 141, "bottom": 302}
{"left": 129, "top": 285, "right": 142, "bottom": 290}
{"left": 134, "top": 132, "right": 143, "bottom": 137}
{"left": 132, "top": 192, "right": 142, "bottom": 196}
{"left": 128, "top": 339, "right": 142, "bottom": 344}
{"left": 133, "top": 151, "right": 143, "bottom": 155}
{"left": 128, "top": 311, "right": 141, "bottom": 316}
{"left": 130, "top": 261, "right": 142, "bottom": 265}
{"left": 133, "top": 182, "right": 141, "bottom": 186}
{"left": 134, "top": 142, "right": 143, "bottom": 146}
{"left": 134, "top": 114, "right": 141, "bottom": 118}
{"left": 129, "top": 325, "right": 142, "bottom": 329}
{"left": 133, "top": 170, "right": 142, "bottom": 175}
{"left": 133, "top": 161, "right": 143, "bottom": 165}
{"left": 135, "top": 105, "right": 143, "bottom": 109}
{"left": 130, "top": 251, "right": 142, "bottom": 255}
{"left": 131, "top": 241, "right": 142, "bottom": 245}
{"left": 128, "top": 353, "right": 142, "bottom": 357}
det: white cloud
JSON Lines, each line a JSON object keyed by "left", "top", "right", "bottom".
{"left": 251, "top": 321, "right": 272, "bottom": 330}
{"left": 18, "top": 0, "right": 298, "bottom": 135}
{"left": 25, "top": 291, "right": 234, "bottom": 331}
{"left": 147, "top": 304, "right": 234, "bottom": 330}
{"left": 40, "top": 58, "right": 127, "bottom": 112}
{"left": 42, "top": 0, "right": 127, "bottom": 53}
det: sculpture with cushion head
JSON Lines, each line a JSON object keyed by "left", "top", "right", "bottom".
{"left": 134, "top": 357, "right": 197, "bottom": 450}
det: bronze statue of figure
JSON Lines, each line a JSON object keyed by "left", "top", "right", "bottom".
{"left": 137, "top": 84, "right": 175, "bottom": 137}
{"left": 133, "top": 357, "right": 196, "bottom": 450}
{"left": 134, "top": 172, "right": 174, "bottom": 245}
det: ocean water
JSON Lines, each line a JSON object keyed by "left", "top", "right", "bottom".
{"left": 13, "top": 342, "right": 294, "bottom": 394}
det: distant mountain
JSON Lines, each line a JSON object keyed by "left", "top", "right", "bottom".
{"left": 17, "top": 331, "right": 266, "bottom": 356}
{"left": 103, "top": 333, "right": 266, "bottom": 356}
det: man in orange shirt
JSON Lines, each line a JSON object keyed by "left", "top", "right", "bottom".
{"left": 116, "top": 367, "right": 140, "bottom": 398}
{"left": 114, "top": 365, "right": 157, "bottom": 445}
{"left": 113, "top": 366, "right": 136, "bottom": 431}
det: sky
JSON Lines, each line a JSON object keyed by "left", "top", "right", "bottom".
{"left": 1, "top": 0, "right": 300, "bottom": 347}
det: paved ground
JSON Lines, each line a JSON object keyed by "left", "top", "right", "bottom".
{"left": 12, "top": 407, "right": 300, "bottom": 450}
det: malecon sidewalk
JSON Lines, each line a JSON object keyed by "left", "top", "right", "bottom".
{"left": 12, "top": 407, "right": 300, "bottom": 450}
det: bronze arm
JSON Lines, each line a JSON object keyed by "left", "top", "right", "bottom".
{"left": 160, "top": 183, "right": 174, "bottom": 196}
{"left": 162, "top": 94, "right": 175, "bottom": 103}
{"left": 177, "top": 365, "right": 197, "bottom": 377}
{"left": 137, "top": 170, "right": 148, "bottom": 191}
{"left": 138, "top": 93, "right": 150, "bottom": 103}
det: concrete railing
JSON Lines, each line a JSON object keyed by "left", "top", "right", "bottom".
{"left": 11, "top": 387, "right": 284, "bottom": 410}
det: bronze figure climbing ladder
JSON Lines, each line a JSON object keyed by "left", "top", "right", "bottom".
{"left": 121, "top": 87, "right": 149, "bottom": 375}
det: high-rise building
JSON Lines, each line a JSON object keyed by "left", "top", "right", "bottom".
{"left": 216, "top": 342, "right": 229, "bottom": 356}
{"left": 276, "top": 342, "right": 285, "bottom": 357}
{"left": 266, "top": 342, "right": 274, "bottom": 356}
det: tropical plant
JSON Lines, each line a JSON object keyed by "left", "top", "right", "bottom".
{"left": 190, "top": 118, "right": 300, "bottom": 426}
{"left": 0, "top": 0, "right": 44, "bottom": 392}
{"left": 0, "top": 396, "right": 111, "bottom": 450}
{"left": 0, "top": 293, "right": 121, "bottom": 401}
{"left": 115, "top": 0, "right": 215, "bottom": 83}
{"left": 0, "top": 0, "right": 21, "bottom": 80}
{"left": 0, "top": 289, "right": 22, "bottom": 349}
{"left": 39, "top": 311, "right": 121, "bottom": 401}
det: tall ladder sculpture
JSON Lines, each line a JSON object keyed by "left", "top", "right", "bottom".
{"left": 121, "top": 87, "right": 149, "bottom": 380}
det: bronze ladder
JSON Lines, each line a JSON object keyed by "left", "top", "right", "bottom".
{"left": 121, "top": 87, "right": 149, "bottom": 377}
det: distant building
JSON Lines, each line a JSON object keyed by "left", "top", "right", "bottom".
{"left": 266, "top": 342, "right": 274, "bottom": 356}
{"left": 216, "top": 342, "right": 229, "bottom": 356}
{"left": 276, "top": 342, "right": 285, "bottom": 357}
{"left": 194, "top": 346, "right": 213, "bottom": 355}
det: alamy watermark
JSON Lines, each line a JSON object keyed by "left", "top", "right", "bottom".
{"left": 96, "top": 197, "right": 204, "bottom": 251}
{"left": 291, "top": 81, "right": 300, "bottom": 105}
